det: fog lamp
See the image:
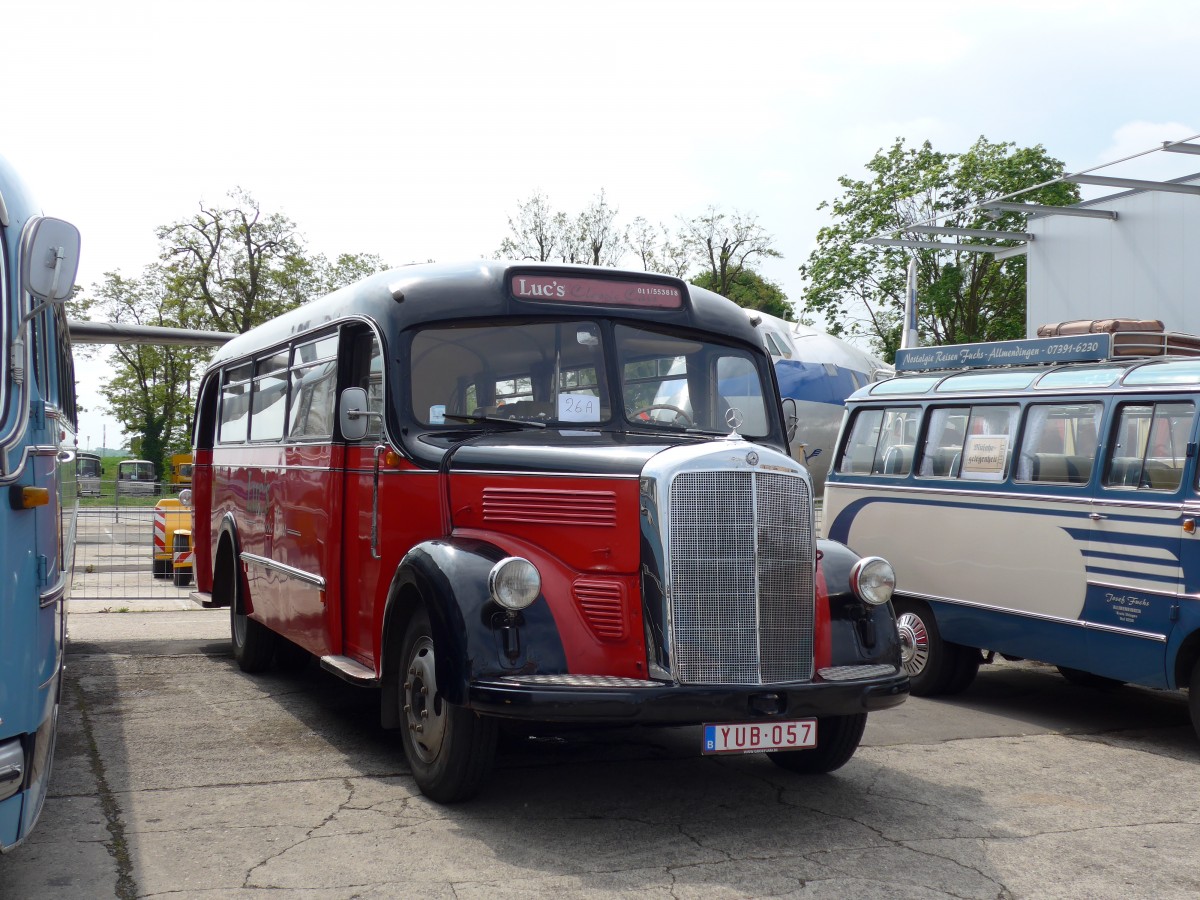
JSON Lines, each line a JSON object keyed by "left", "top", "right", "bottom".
{"left": 849, "top": 557, "right": 895, "bottom": 606}
{"left": 488, "top": 557, "right": 541, "bottom": 611}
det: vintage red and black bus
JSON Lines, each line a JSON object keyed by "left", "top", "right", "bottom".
{"left": 190, "top": 261, "right": 907, "bottom": 801}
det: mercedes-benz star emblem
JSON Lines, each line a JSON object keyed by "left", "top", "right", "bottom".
{"left": 725, "top": 407, "right": 744, "bottom": 430}
{"left": 746, "top": 451, "right": 759, "bottom": 466}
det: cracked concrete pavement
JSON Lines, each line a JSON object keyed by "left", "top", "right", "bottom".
{"left": 2, "top": 607, "right": 1199, "bottom": 899}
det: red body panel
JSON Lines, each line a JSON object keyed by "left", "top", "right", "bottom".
{"left": 197, "top": 442, "right": 831, "bottom": 687}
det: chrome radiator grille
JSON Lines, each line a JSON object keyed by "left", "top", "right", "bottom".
{"left": 668, "top": 470, "right": 814, "bottom": 685}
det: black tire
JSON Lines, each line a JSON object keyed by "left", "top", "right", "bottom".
{"left": 229, "top": 562, "right": 275, "bottom": 673}
{"left": 767, "top": 713, "right": 867, "bottom": 774}
{"left": 1189, "top": 662, "right": 1200, "bottom": 744}
{"left": 396, "top": 608, "right": 498, "bottom": 802}
{"left": 173, "top": 567, "right": 193, "bottom": 588}
{"left": 152, "top": 558, "right": 172, "bottom": 579}
{"left": 942, "top": 645, "right": 982, "bottom": 696}
{"left": 1056, "top": 666, "right": 1125, "bottom": 690}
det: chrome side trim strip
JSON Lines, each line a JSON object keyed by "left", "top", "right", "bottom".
{"left": 907, "top": 591, "right": 1168, "bottom": 642}
{"left": 239, "top": 552, "right": 325, "bottom": 589}
{"left": 39, "top": 573, "right": 68, "bottom": 609}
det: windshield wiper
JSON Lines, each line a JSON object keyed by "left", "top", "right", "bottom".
{"left": 442, "top": 413, "right": 547, "bottom": 429}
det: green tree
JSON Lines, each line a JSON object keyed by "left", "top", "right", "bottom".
{"left": 680, "top": 206, "right": 783, "bottom": 299}
{"left": 497, "top": 190, "right": 567, "bottom": 262}
{"left": 625, "top": 216, "right": 691, "bottom": 278}
{"left": 691, "top": 268, "right": 792, "bottom": 321}
{"left": 498, "top": 195, "right": 791, "bottom": 316}
{"left": 800, "top": 136, "right": 1080, "bottom": 360}
{"left": 79, "top": 192, "right": 387, "bottom": 463}
{"left": 158, "top": 188, "right": 385, "bottom": 334}
{"left": 84, "top": 268, "right": 207, "bottom": 477}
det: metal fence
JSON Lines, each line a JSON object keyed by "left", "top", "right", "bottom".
{"left": 73, "top": 480, "right": 196, "bottom": 602}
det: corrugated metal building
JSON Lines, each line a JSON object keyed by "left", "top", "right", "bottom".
{"left": 1026, "top": 173, "right": 1200, "bottom": 335}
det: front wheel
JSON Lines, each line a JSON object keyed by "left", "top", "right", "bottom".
{"left": 396, "top": 608, "right": 498, "bottom": 803}
{"left": 894, "top": 598, "right": 978, "bottom": 696}
{"left": 767, "top": 713, "right": 867, "bottom": 774}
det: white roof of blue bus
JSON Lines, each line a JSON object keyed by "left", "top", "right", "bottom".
{"left": 851, "top": 356, "right": 1200, "bottom": 400}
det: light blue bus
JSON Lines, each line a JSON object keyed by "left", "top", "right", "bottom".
{"left": 825, "top": 332, "right": 1200, "bottom": 742}
{"left": 0, "top": 155, "right": 81, "bottom": 852}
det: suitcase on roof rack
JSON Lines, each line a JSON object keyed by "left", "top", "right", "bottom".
{"left": 1036, "top": 318, "right": 1165, "bottom": 337}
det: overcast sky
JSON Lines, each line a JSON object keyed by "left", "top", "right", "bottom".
{"left": 4, "top": 0, "right": 1197, "bottom": 450}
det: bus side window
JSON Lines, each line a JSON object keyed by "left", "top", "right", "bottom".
{"left": 837, "top": 409, "right": 883, "bottom": 474}
{"left": 836, "top": 407, "right": 918, "bottom": 476}
{"left": 1105, "top": 401, "right": 1194, "bottom": 492}
{"left": 1017, "top": 402, "right": 1103, "bottom": 484}
{"left": 288, "top": 334, "right": 339, "bottom": 440}
{"left": 918, "top": 407, "right": 968, "bottom": 478}
{"left": 219, "top": 364, "right": 253, "bottom": 444}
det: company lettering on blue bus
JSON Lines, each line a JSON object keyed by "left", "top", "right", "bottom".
{"left": 0, "top": 155, "right": 82, "bottom": 852}
{"left": 824, "top": 329, "right": 1200, "bottom": 742}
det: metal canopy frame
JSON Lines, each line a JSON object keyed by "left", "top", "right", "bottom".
{"left": 1163, "top": 142, "right": 1200, "bottom": 156}
{"left": 1066, "top": 174, "right": 1200, "bottom": 196}
{"left": 860, "top": 134, "right": 1200, "bottom": 262}
{"left": 909, "top": 224, "right": 1033, "bottom": 241}
{"left": 981, "top": 201, "right": 1118, "bottom": 220}
{"left": 864, "top": 237, "right": 1019, "bottom": 255}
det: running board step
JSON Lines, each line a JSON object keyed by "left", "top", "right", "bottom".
{"left": 320, "top": 655, "right": 379, "bottom": 686}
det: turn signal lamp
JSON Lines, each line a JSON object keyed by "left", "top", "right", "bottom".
{"left": 488, "top": 557, "right": 541, "bottom": 611}
{"left": 9, "top": 486, "right": 50, "bottom": 510}
{"left": 849, "top": 557, "right": 896, "bottom": 606}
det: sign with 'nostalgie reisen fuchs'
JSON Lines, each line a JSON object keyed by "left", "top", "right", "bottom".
{"left": 894, "top": 334, "right": 1114, "bottom": 372}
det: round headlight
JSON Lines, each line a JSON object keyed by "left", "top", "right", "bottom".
{"left": 850, "top": 556, "right": 895, "bottom": 606}
{"left": 488, "top": 557, "right": 541, "bottom": 611}
{"left": 178, "top": 488, "right": 193, "bottom": 507}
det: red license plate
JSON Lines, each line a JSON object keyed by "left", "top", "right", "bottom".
{"left": 702, "top": 719, "right": 817, "bottom": 754}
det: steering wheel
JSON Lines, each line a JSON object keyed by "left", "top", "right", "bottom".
{"left": 629, "top": 404, "right": 693, "bottom": 427}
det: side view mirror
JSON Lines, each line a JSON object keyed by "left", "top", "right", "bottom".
{"left": 11, "top": 217, "right": 82, "bottom": 386}
{"left": 781, "top": 397, "right": 800, "bottom": 443}
{"left": 21, "top": 216, "right": 81, "bottom": 302}
{"left": 339, "top": 387, "right": 370, "bottom": 441}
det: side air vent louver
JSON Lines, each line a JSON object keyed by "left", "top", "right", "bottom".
{"left": 573, "top": 578, "right": 626, "bottom": 640}
{"left": 483, "top": 488, "right": 617, "bottom": 527}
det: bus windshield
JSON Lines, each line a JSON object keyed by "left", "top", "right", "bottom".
{"left": 410, "top": 320, "right": 771, "bottom": 436}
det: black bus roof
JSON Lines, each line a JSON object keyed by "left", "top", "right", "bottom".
{"left": 207, "top": 260, "right": 763, "bottom": 369}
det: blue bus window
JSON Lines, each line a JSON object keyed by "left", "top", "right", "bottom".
{"left": 1035, "top": 367, "right": 1123, "bottom": 389}
{"left": 1122, "top": 359, "right": 1200, "bottom": 386}
{"left": 937, "top": 371, "right": 1038, "bottom": 393}
{"left": 869, "top": 376, "right": 940, "bottom": 396}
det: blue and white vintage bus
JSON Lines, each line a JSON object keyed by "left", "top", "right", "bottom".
{"left": 824, "top": 332, "right": 1200, "bottom": 741}
{"left": 0, "top": 156, "right": 81, "bottom": 852}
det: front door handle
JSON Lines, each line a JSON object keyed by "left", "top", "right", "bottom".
{"left": 1089, "top": 512, "right": 1106, "bottom": 520}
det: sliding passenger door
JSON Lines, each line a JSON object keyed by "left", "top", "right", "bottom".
{"left": 1086, "top": 399, "right": 1193, "bottom": 686}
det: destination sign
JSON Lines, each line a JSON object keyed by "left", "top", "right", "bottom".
{"left": 510, "top": 274, "right": 684, "bottom": 309}
{"left": 894, "top": 334, "right": 1113, "bottom": 372}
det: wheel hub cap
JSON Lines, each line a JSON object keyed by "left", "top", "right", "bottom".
{"left": 403, "top": 636, "right": 446, "bottom": 763}
{"left": 896, "top": 612, "right": 930, "bottom": 677}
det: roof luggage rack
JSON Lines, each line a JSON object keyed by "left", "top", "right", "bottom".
{"left": 894, "top": 319, "right": 1200, "bottom": 373}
